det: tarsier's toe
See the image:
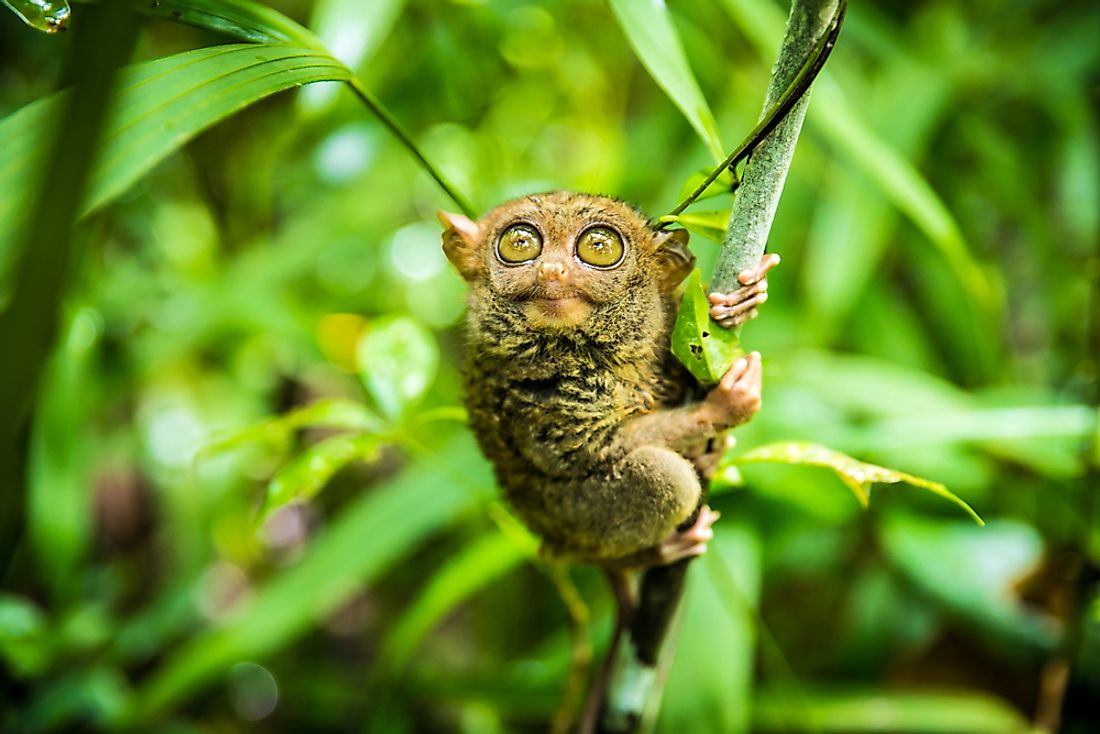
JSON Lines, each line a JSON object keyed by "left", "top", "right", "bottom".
{"left": 653, "top": 505, "right": 721, "bottom": 565}
{"left": 691, "top": 434, "right": 736, "bottom": 479}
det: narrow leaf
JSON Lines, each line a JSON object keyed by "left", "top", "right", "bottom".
{"left": 357, "top": 315, "right": 439, "bottom": 423}
{"left": 261, "top": 433, "right": 381, "bottom": 522}
{"left": 734, "top": 441, "right": 984, "bottom": 525}
{"left": 106, "top": 0, "right": 325, "bottom": 47}
{"left": 670, "top": 269, "right": 742, "bottom": 384}
{"left": 199, "top": 398, "right": 383, "bottom": 458}
{"left": 0, "top": 45, "right": 353, "bottom": 283}
{"left": 376, "top": 530, "right": 530, "bottom": 671}
{"left": 609, "top": 0, "right": 724, "bottom": 162}
{"left": 125, "top": 431, "right": 494, "bottom": 722}
{"left": 658, "top": 211, "right": 731, "bottom": 243}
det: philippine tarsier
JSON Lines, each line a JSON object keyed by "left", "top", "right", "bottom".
{"left": 440, "top": 191, "right": 778, "bottom": 568}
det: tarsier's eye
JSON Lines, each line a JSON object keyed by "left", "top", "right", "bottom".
{"left": 575, "top": 226, "right": 625, "bottom": 268}
{"left": 497, "top": 224, "right": 543, "bottom": 264}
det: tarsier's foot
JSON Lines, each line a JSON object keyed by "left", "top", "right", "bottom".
{"left": 691, "top": 433, "right": 736, "bottom": 480}
{"left": 708, "top": 253, "right": 780, "bottom": 328}
{"left": 703, "top": 351, "right": 763, "bottom": 428}
{"left": 652, "top": 505, "right": 721, "bottom": 565}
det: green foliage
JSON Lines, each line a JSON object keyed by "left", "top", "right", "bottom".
{"left": 608, "top": 0, "right": 725, "bottom": 162}
{"left": 670, "top": 268, "right": 742, "bottom": 383}
{"left": 728, "top": 440, "right": 984, "bottom": 525}
{"left": 0, "top": 0, "right": 1096, "bottom": 732}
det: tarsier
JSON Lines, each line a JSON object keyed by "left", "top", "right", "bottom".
{"left": 440, "top": 191, "right": 778, "bottom": 569}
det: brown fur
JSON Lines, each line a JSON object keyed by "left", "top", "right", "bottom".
{"left": 442, "top": 192, "right": 717, "bottom": 563}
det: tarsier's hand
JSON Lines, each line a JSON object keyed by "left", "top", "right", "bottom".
{"left": 702, "top": 351, "right": 762, "bottom": 430}
{"left": 708, "top": 253, "right": 781, "bottom": 328}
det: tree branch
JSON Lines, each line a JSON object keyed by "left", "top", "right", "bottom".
{"left": 711, "top": 0, "right": 843, "bottom": 293}
{"left": 596, "top": 2, "right": 843, "bottom": 731}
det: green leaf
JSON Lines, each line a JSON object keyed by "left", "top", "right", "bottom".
{"left": 658, "top": 210, "right": 731, "bottom": 243}
{"left": 27, "top": 315, "right": 100, "bottom": 600}
{"left": 0, "top": 44, "right": 353, "bottom": 284}
{"left": 661, "top": 525, "right": 761, "bottom": 734}
{"left": 199, "top": 398, "right": 383, "bottom": 458}
{"left": 105, "top": 0, "right": 325, "bottom": 47}
{"left": 734, "top": 441, "right": 984, "bottom": 526}
{"left": 260, "top": 432, "right": 381, "bottom": 522}
{"left": 2, "top": 0, "right": 69, "bottom": 32}
{"left": 375, "top": 529, "right": 531, "bottom": 672}
{"left": 881, "top": 516, "right": 1059, "bottom": 658}
{"left": 0, "top": 593, "right": 52, "bottom": 677}
{"left": 299, "top": 0, "right": 407, "bottom": 111}
{"left": 753, "top": 687, "right": 1031, "bottom": 734}
{"left": 357, "top": 315, "right": 439, "bottom": 423}
{"left": 670, "top": 269, "right": 742, "bottom": 384}
{"left": 124, "top": 430, "right": 494, "bottom": 722}
{"left": 609, "top": 0, "right": 724, "bottom": 162}
{"left": 720, "top": 0, "right": 997, "bottom": 317}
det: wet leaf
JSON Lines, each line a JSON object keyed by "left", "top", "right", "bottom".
{"left": 357, "top": 315, "right": 439, "bottom": 423}
{"left": 735, "top": 441, "right": 984, "bottom": 525}
{"left": 1, "top": 0, "right": 69, "bottom": 33}
{"left": 670, "top": 269, "right": 742, "bottom": 384}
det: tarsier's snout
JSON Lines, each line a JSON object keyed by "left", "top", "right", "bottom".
{"left": 536, "top": 258, "right": 570, "bottom": 286}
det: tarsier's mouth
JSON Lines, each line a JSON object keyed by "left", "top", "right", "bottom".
{"left": 521, "top": 290, "right": 593, "bottom": 326}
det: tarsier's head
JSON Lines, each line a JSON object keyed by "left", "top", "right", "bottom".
{"left": 439, "top": 191, "right": 694, "bottom": 332}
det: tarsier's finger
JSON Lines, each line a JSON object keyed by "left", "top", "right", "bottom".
{"left": 708, "top": 279, "right": 767, "bottom": 307}
{"left": 742, "top": 351, "right": 763, "bottom": 392}
{"left": 713, "top": 309, "right": 758, "bottom": 329}
{"left": 720, "top": 356, "right": 749, "bottom": 391}
{"left": 709, "top": 291, "right": 768, "bottom": 322}
{"left": 738, "top": 252, "right": 781, "bottom": 286}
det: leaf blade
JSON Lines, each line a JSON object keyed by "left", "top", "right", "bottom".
{"left": 670, "top": 269, "right": 742, "bottom": 383}
{"left": 0, "top": 45, "right": 353, "bottom": 285}
{"left": 609, "top": 0, "right": 724, "bottom": 162}
{"left": 734, "top": 441, "right": 984, "bottom": 525}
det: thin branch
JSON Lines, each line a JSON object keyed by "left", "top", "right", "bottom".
{"left": 660, "top": 0, "right": 845, "bottom": 224}
{"left": 711, "top": 0, "right": 843, "bottom": 292}
{"left": 597, "top": 2, "right": 844, "bottom": 731}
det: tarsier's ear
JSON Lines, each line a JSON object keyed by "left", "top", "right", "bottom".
{"left": 438, "top": 211, "right": 483, "bottom": 282}
{"left": 652, "top": 227, "right": 695, "bottom": 292}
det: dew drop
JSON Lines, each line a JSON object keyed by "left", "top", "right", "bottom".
{"left": 2, "top": 0, "right": 71, "bottom": 33}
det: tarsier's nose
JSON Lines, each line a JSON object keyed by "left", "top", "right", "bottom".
{"left": 537, "top": 259, "right": 569, "bottom": 284}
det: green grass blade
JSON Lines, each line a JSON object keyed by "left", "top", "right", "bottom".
{"left": 609, "top": 0, "right": 724, "bottom": 162}
{"left": 123, "top": 431, "right": 494, "bottom": 722}
{"left": 375, "top": 529, "right": 530, "bottom": 672}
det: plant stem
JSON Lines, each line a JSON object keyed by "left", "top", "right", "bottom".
{"left": 597, "top": 2, "right": 842, "bottom": 730}
{"left": 0, "top": 0, "right": 140, "bottom": 577}
{"left": 711, "top": 0, "right": 842, "bottom": 293}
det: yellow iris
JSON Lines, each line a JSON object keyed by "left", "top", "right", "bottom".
{"left": 576, "top": 227, "right": 624, "bottom": 268}
{"left": 497, "top": 224, "right": 542, "bottom": 263}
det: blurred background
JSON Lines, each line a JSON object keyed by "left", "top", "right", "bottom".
{"left": 0, "top": 0, "right": 1097, "bottom": 732}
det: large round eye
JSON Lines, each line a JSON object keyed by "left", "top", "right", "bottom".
{"left": 497, "top": 224, "right": 543, "bottom": 264}
{"left": 576, "top": 226, "right": 625, "bottom": 268}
